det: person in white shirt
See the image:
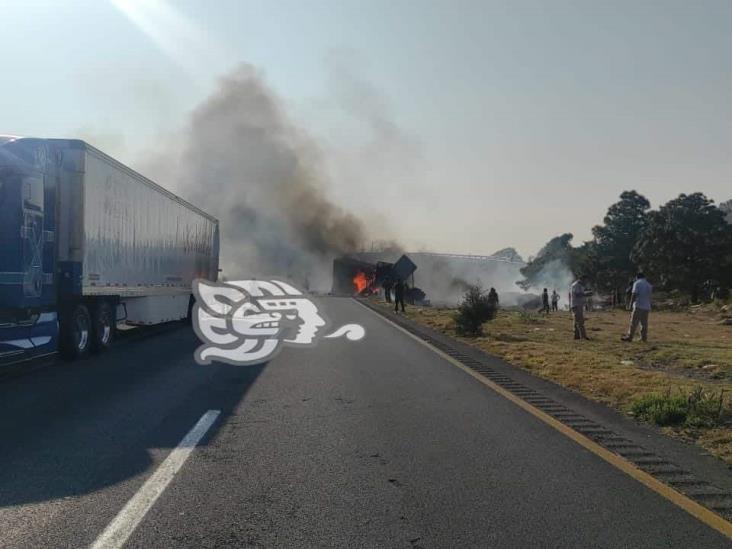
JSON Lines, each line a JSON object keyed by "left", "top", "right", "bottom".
{"left": 622, "top": 272, "right": 653, "bottom": 342}
{"left": 570, "top": 275, "right": 593, "bottom": 340}
{"left": 551, "top": 290, "right": 560, "bottom": 311}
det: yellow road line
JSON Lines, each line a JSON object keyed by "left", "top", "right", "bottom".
{"left": 356, "top": 300, "right": 732, "bottom": 540}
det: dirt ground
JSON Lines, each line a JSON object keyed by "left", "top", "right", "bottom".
{"left": 372, "top": 298, "right": 732, "bottom": 465}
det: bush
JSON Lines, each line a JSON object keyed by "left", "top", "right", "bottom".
{"left": 631, "top": 393, "right": 688, "bottom": 426}
{"left": 453, "top": 285, "right": 497, "bottom": 337}
{"left": 631, "top": 387, "right": 729, "bottom": 427}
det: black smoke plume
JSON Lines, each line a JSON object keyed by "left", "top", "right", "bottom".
{"left": 154, "top": 65, "right": 366, "bottom": 287}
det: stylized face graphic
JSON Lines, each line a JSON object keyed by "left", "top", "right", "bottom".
{"left": 192, "top": 279, "right": 329, "bottom": 365}
{"left": 230, "top": 297, "right": 326, "bottom": 344}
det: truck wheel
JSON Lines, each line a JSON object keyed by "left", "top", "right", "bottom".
{"left": 92, "top": 301, "right": 115, "bottom": 352}
{"left": 60, "top": 304, "right": 92, "bottom": 359}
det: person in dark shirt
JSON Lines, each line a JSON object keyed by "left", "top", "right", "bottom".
{"left": 488, "top": 287, "right": 499, "bottom": 308}
{"left": 394, "top": 278, "right": 406, "bottom": 313}
{"left": 540, "top": 288, "right": 550, "bottom": 314}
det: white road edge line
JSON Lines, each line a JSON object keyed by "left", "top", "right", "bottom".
{"left": 90, "top": 409, "right": 221, "bottom": 549}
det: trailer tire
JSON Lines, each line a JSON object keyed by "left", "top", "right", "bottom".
{"left": 60, "top": 304, "right": 92, "bottom": 360}
{"left": 91, "top": 301, "right": 115, "bottom": 352}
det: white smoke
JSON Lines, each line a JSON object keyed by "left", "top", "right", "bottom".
{"left": 525, "top": 259, "right": 574, "bottom": 295}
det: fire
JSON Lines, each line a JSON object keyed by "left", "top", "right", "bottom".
{"left": 353, "top": 271, "right": 370, "bottom": 294}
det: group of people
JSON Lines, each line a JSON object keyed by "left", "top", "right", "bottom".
{"left": 539, "top": 288, "right": 561, "bottom": 314}
{"left": 570, "top": 272, "right": 652, "bottom": 342}
{"left": 384, "top": 270, "right": 653, "bottom": 343}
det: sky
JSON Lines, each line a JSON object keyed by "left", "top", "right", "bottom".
{"left": 3, "top": 0, "right": 732, "bottom": 260}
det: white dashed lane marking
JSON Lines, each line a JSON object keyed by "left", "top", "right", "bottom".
{"left": 90, "top": 410, "right": 221, "bottom": 549}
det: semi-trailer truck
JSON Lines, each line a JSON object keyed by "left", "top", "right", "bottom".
{"left": 0, "top": 136, "right": 219, "bottom": 366}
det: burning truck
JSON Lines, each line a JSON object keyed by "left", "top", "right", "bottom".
{"left": 332, "top": 254, "right": 425, "bottom": 303}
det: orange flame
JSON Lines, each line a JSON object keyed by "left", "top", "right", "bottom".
{"left": 353, "top": 271, "right": 369, "bottom": 294}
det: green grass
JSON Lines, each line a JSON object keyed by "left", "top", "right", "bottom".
{"left": 631, "top": 387, "right": 728, "bottom": 428}
{"left": 631, "top": 393, "right": 689, "bottom": 426}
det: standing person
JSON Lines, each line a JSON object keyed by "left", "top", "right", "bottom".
{"left": 551, "top": 289, "right": 560, "bottom": 311}
{"left": 622, "top": 272, "right": 652, "bottom": 342}
{"left": 570, "top": 275, "right": 593, "bottom": 340}
{"left": 393, "top": 278, "right": 406, "bottom": 313}
{"left": 383, "top": 276, "right": 393, "bottom": 303}
{"left": 488, "top": 287, "right": 499, "bottom": 308}
{"left": 540, "top": 288, "right": 551, "bottom": 314}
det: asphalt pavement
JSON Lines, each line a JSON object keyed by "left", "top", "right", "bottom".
{"left": 1, "top": 297, "right": 730, "bottom": 548}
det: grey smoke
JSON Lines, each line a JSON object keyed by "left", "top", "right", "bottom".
{"left": 136, "top": 62, "right": 534, "bottom": 299}
{"left": 524, "top": 259, "right": 574, "bottom": 295}
{"left": 353, "top": 250, "right": 526, "bottom": 306}
{"left": 420, "top": 255, "right": 525, "bottom": 306}
{"left": 147, "top": 65, "right": 367, "bottom": 287}
{"left": 327, "top": 54, "right": 419, "bottom": 175}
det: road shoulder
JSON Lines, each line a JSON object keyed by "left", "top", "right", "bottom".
{"left": 359, "top": 298, "right": 732, "bottom": 526}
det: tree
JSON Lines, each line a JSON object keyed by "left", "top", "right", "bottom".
{"left": 721, "top": 199, "right": 732, "bottom": 225}
{"left": 632, "top": 193, "right": 732, "bottom": 301}
{"left": 585, "top": 191, "right": 651, "bottom": 296}
{"left": 517, "top": 233, "right": 578, "bottom": 291}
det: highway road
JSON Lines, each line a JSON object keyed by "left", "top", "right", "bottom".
{"left": 1, "top": 297, "right": 731, "bottom": 548}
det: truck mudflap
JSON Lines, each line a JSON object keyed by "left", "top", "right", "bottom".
{"left": 0, "top": 311, "right": 59, "bottom": 367}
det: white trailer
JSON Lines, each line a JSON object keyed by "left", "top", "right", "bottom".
{"left": 0, "top": 137, "right": 219, "bottom": 362}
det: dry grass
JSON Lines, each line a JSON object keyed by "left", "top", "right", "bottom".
{"left": 372, "top": 299, "right": 732, "bottom": 464}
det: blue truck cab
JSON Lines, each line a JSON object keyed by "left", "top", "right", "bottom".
{"left": 0, "top": 136, "right": 59, "bottom": 366}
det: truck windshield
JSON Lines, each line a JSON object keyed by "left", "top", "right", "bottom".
{"left": 0, "top": 171, "right": 41, "bottom": 210}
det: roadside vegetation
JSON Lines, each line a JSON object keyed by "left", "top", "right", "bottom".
{"left": 373, "top": 299, "right": 732, "bottom": 465}
{"left": 453, "top": 285, "right": 496, "bottom": 336}
{"left": 631, "top": 387, "right": 730, "bottom": 429}
{"left": 371, "top": 191, "right": 732, "bottom": 461}
{"left": 519, "top": 192, "right": 732, "bottom": 304}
